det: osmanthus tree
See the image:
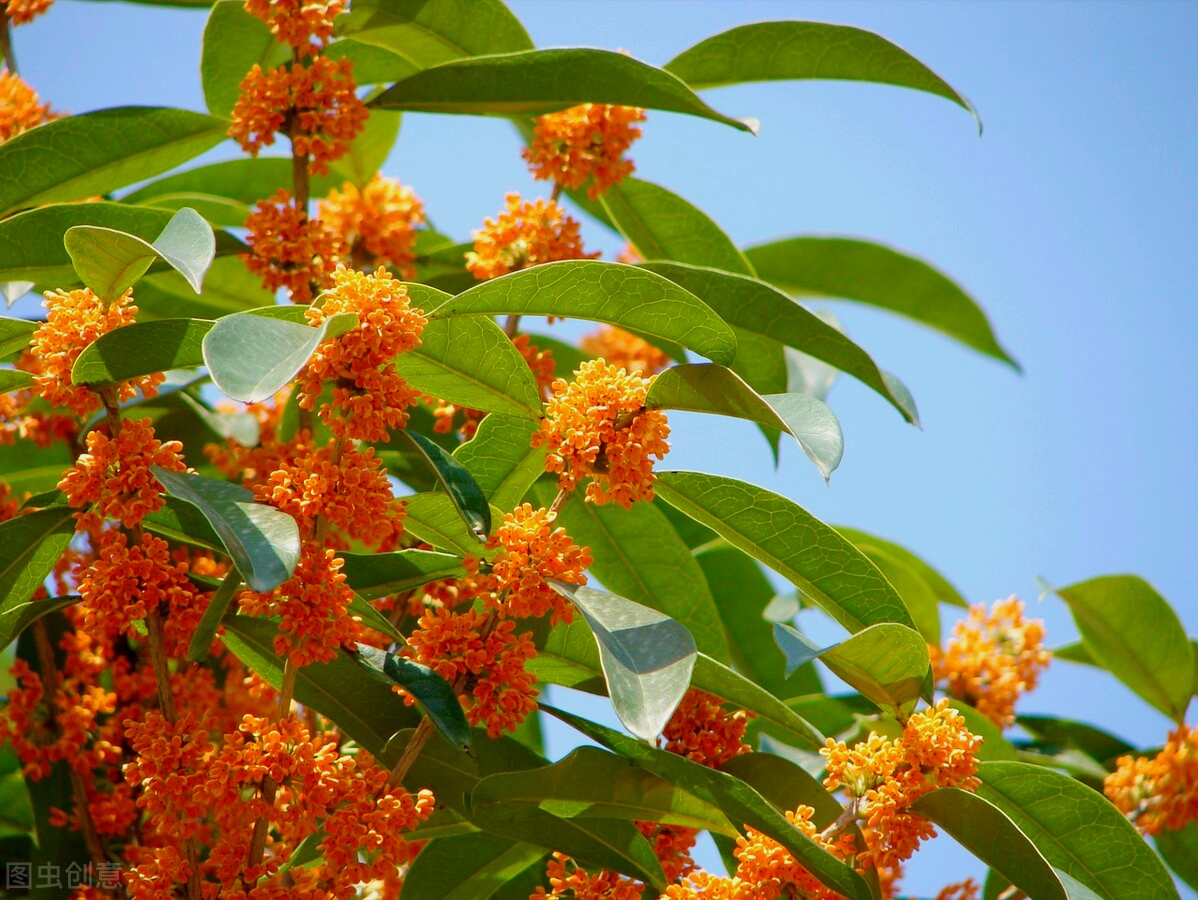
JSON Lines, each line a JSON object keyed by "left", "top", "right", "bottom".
{"left": 0, "top": 1, "right": 1193, "bottom": 899}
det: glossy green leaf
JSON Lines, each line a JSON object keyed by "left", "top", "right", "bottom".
{"left": 646, "top": 364, "right": 843, "bottom": 481}
{"left": 404, "top": 491, "right": 488, "bottom": 555}
{"left": 222, "top": 615, "right": 420, "bottom": 754}
{"left": 640, "top": 261, "right": 919, "bottom": 424}
{"left": 133, "top": 191, "right": 250, "bottom": 229}
{"left": 186, "top": 569, "right": 240, "bottom": 662}
{"left": 845, "top": 542, "right": 941, "bottom": 645}
{"left": 948, "top": 701, "right": 1018, "bottom": 762}
{"left": 401, "top": 430, "right": 491, "bottom": 539}
{"left": 0, "top": 202, "right": 242, "bottom": 287}
{"left": 432, "top": 260, "right": 737, "bottom": 366}
{"left": 810, "top": 623, "right": 930, "bottom": 714}
{"left": 744, "top": 237, "right": 1017, "bottom": 368}
{"left": 975, "top": 760, "right": 1180, "bottom": 900}
{"left": 152, "top": 467, "right": 300, "bottom": 593}
{"left": 0, "top": 317, "right": 38, "bottom": 358}
{"left": 71, "top": 318, "right": 210, "bottom": 388}
{"left": 1157, "top": 822, "right": 1198, "bottom": 893}
{"left": 340, "top": 549, "right": 466, "bottom": 601}
{"left": 325, "top": 39, "right": 421, "bottom": 86}
{"left": 545, "top": 706, "right": 871, "bottom": 900}
{"left": 600, "top": 178, "right": 753, "bottom": 275}
{"left": 122, "top": 157, "right": 340, "bottom": 208}
{"left": 912, "top": 788, "right": 1067, "bottom": 900}
{"left": 202, "top": 310, "right": 358, "bottom": 403}
{"left": 720, "top": 753, "right": 841, "bottom": 822}
{"left": 135, "top": 256, "right": 274, "bottom": 320}
{"left": 1056, "top": 574, "right": 1193, "bottom": 720}
{"left": 663, "top": 21, "right": 978, "bottom": 125}
{"left": 401, "top": 833, "right": 547, "bottom": 900}
{"left": 354, "top": 645, "right": 472, "bottom": 751}
{"left": 0, "top": 590, "right": 76, "bottom": 667}
{"left": 0, "top": 108, "right": 228, "bottom": 216}
{"left": 201, "top": 2, "right": 289, "bottom": 118}
{"left": 834, "top": 525, "right": 968, "bottom": 609}
{"left": 0, "top": 370, "right": 33, "bottom": 392}
{"left": 453, "top": 415, "right": 546, "bottom": 513}
{"left": 655, "top": 471, "right": 914, "bottom": 633}
{"left": 0, "top": 508, "right": 75, "bottom": 652}
{"left": 372, "top": 48, "right": 753, "bottom": 133}
{"left": 331, "top": 108, "right": 402, "bottom": 187}
{"left": 340, "top": 0, "right": 533, "bottom": 66}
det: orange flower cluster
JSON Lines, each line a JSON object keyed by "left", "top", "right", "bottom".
{"left": 245, "top": 0, "right": 343, "bottom": 53}
{"left": 299, "top": 265, "right": 427, "bottom": 440}
{"left": 1104, "top": 722, "right": 1198, "bottom": 835}
{"left": 534, "top": 359, "right": 670, "bottom": 507}
{"left": 243, "top": 188, "right": 343, "bottom": 303}
{"left": 822, "top": 700, "right": 982, "bottom": 874}
{"left": 582, "top": 325, "right": 670, "bottom": 376}
{"left": 486, "top": 504, "right": 591, "bottom": 622}
{"left": 255, "top": 437, "right": 404, "bottom": 546}
{"left": 931, "top": 595, "right": 1051, "bottom": 728}
{"left": 661, "top": 689, "right": 753, "bottom": 769}
{"left": 404, "top": 607, "right": 538, "bottom": 738}
{"left": 229, "top": 56, "right": 367, "bottom": 174}
{"left": 734, "top": 805, "right": 857, "bottom": 900}
{"left": 204, "top": 388, "right": 292, "bottom": 488}
{"left": 31, "top": 288, "right": 161, "bottom": 417}
{"left": 523, "top": 103, "right": 646, "bottom": 199}
{"left": 465, "top": 193, "right": 598, "bottom": 280}
{"left": 238, "top": 543, "right": 361, "bottom": 665}
{"left": 532, "top": 852, "right": 645, "bottom": 900}
{"left": 58, "top": 417, "right": 186, "bottom": 530}
{"left": 431, "top": 333, "right": 556, "bottom": 438}
{"left": 319, "top": 174, "right": 426, "bottom": 276}
{"left": 3, "top": 0, "right": 52, "bottom": 26}
{"left": 1, "top": 68, "right": 57, "bottom": 142}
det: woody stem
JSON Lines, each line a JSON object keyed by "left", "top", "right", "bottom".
{"left": 0, "top": 10, "right": 16, "bottom": 75}
{"left": 819, "top": 800, "right": 859, "bottom": 842}
{"left": 549, "top": 488, "right": 570, "bottom": 515}
{"left": 504, "top": 315, "right": 521, "bottom": 338}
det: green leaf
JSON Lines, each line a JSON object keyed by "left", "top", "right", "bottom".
{"left": 152, "top": 468, "right": 300, "bottom": 593}
{"left": 330, "top": 109, "right": 402, "bottom": 187}
{"left": 720, "top": 753, "right": 841, "bottom": 822}
{"left": 975, "top": 760, "right": 1180, "bottom": 900}
{"left": 64, "top": 207, "right": 216, "bottom": 301}
{"left": 201, "top": 1, "right": 290, "bottom": 118}
{"left": 549, "top": 581, "right": 697, "bottom": 744}
{"left": 0, "top": 202, "right": 242, "bottom": 287}
{"left": 222, "top": 615, "right": 420, "bottom": 753}
{"left": 432, "top": 260, "right": 737, "bottom": 367}
{"left": 545, "top": 706, "right": 872, "bottom": 900}
{"left": 401, "top": 833, "right": 547, "bottom": 900}
{"left": 401, "top": 430, "right": 491, "bottom": 539}
{"left": 340, "top": 549, "right": 466, "bottom": 601}
{"left": 0, "top": 508, "right": 75, "bottom": 652}
{"left": 744, "top": 237, "right": 1018, "bottom": 369}
{"left": 837, "top": 541, "right": 941, "bottom": 646}
{"left": 202, "top": 310, "right": 358, "bottom": 403}
{"left": 0, "top": 370, "right": 33, "bottom": 392}
{"left": 663, "top": 21, "right": 978, "bottom": 126}
{"left": 646, "top": 364, "right": 843, "bottom": 481}
{"left": 404, "top": 492, "right": 488, "bottom": 555}
{"left": 793, "top": 622, "right": 930, "bottom": 715}
{"left": 1056, "top": 574, "right": 1194, "bottom": 720}
{"left": 135, "top": 256, "right": 274, "bottom": 320}
{"left": 133, "top": 191, "right": 250, "bottom": 229}
{"left": 0, "top": 108, "right": 228, "bottom": 216}
{"left": 453, "top": 415, "right": 546, "bottom": 513}
{"left": 690, "top": 654, "right": 823, "bottom": 749}
{"left": 949, "top": 700, "right": 1018, "bottom": 762}
{"left": 325, "top": 40, "right": 421, "bottom": 87}
{"left": 372, "top": 48, "right": 754, "bottom": 133}
{"left": 1016, "top": 714, "right": 1134, "bottom": 765}
{"left": 834, "top": 525, "right": 968, "bottom": 609}
{"left": 185, "top": 569, "right": 240, "bottom": 663}
{"left": 71, "top": 318, "right": 210, "bottom": 388}
{"left": 122, "top": 157, "right": 340, "bottom": 208}
{"left": 354, "top": 645, "right": 472, "bottom": 752}
{"left": 0, "top": 317, "right": 38, "bottom": 358}
{"left": 655, "top": 471, "right": 914, "bottom": 633}
{"left": 340, "top": 0, "right": 534, "bottom": 65}
{"left": 912, "top": 788, "right": 1067, "bottom": 900}
{"left": 0, "top": 594, "right": 79, "bottom": 658}
{"left": 1156, "top": 822, "right": 1198, "bottom": 893}
{"left": 640, "top": 261, "right": 919, "bottom": 424}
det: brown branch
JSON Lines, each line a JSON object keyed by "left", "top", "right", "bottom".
{"left": 0, "top": 9, "right": 17, "bottom": 75}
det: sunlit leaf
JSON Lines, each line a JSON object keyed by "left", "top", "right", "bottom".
{"left": 0, "top": 317, "right": 38, "bottom": 358}
{"left": 404, "top": 492, "right": 488, "bottom": 556}
{"left": 201, "top": 1, "right": 289, "bottom": 118}
{"left": 453, "top": 415, "right": 546, "bottom": 513}
{"left": 340, "top": 0, "right": 533, "bottom": 66}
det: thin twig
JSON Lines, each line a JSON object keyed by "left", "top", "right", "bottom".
{"left": 0, "top": 10, "right": 17, "bottom": 75}
{"left": 549, "top": 488, "right": 570, "bottom": 515}
{"left": 504, "top": 314, "right": 521, "bottom": 338}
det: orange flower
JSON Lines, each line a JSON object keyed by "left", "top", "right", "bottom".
{"left": 3, "top": 0, "right": 52, "bottom": 26}
{"left": 662, "top": 689, "right": 752, "bottom": 769}
{"left": 318, "top": 174, "right": 426, "bottom": 276}
{"left": 581, "top": 325, "right": 670, "bottom": 376}
{"left": 229, "top": 56, "right": 368, "bottom": 174}
{"left": 640, "top": 821, "right": 697, "bottom": 884}
{"left": 1104, "top": 723, "right": 1198, "bottom": 835}
{"left": 404, "top": 607, "right": 539, "bottom": 738}
{"left": 77, "top": 530, "right": 198, "bottom": 639}
{"left": 58, "top": 417, "right": 186, "bottom": 530}
{"left": 533, "top": 359, "right": 670, "bottom": 507}
{"left": 734, "top": 805, "right": 856, "bottom": 900}
{"left": 532, "top": 852, "right": 644, "bottom": 900}
{"left": 0, "top": 67, "right": 57, "bottom": 142}
{"left": 486, "top": 503, "right": 591, "bottom": 623}
{"left": 31, "top": 288, "right": 162, "bottom": 417}
{"left": 465, "top": 193, "right": 598, "bottom": 280}
{"left": 245, "top": 0, "right": 343, "bottom": 53}
{"left": 931, "top": 595, "right": 1051, "bottom": 728}
{"left": 662, "top": 870, "right": 742, "bottom": 900}
{"left": 523, "top": 104, "right": 646, "bottom": 199}
{"left": 935, "top": 879, "right": 981, "bottom": 900}
{"left": 243, "top": 188, "right": 344, "bottom": 303}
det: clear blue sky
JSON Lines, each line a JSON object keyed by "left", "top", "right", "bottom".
{"left": 10, "top": 1, "right": 1198, "bottom": 895}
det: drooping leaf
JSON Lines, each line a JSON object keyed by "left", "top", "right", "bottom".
{"left": 0, "top": 370, "right": 33, "bottom": 392}
{"left": 453, "top": 415, "right": 547, "bottom": 513}
{"left": 354, "top": 645, "right": 472, "bottom": 752}
{"left": 339, "top": 0, "right": 533, "bottom": 66}
{"left": 663, "top": 21, "right": 978, "bottom": 126}
{"left": 0, "top": 508, "right": 75, "bottom": 652}
{"left": 201, "top": 2, "right": 290, "bottom": 118}
{"left": 401, "top": 833, "right": 547, "bottom": 900}
{"left": 186, "top": 569, "right": 240, "bottom": 663}
{"left": 720, "top": 753, "right": 841, "bottom": 822}
{"left": 549, "top": 582, "right": 696, "bottom": 744}
{"left": 1156, "top": 822, "right": 1198, "bottom": 893}
{"left": 975, "top": 761, "right": 1180, "bottom": 900}
{"left": 71, "top": 318, "right": 211, "bottom": 388}
{"left": 135, "top": 256, "right": 274, "bottom": 320}
{"left": 202, "top": 310, "right": 358, "bottom": 403}
{"left": 403, "top": 492, "right": 488, "bottom": 556}
{"left": 646, "top": 364, "right": 843, "bottom": 481}
{"left": 340, "top": 549, "right": 466, "bottom": 601}
{"left": 372, "top": 48, "right": 753, "bottom": 134}
{"left": 401, "top": 430, "right": 491, "bottom": 539}
{"left": 431, "top": 260, "right": 737, "bottom": 367}
{"left": 1056, "top": 575, "right": 1193, "bottom": 720}
{"left": 152, "top": 467, "right": 300, "bottom": 592}
{"left": 0, "top": 108, "right": 228, "bottom": 216}
{"left": 744, "top": 237, "right": 1018, "bottom": 368}
{"left": 655, "top": 471, "right": 913, "bottom": 633}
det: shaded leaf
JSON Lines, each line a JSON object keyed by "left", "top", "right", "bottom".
{"left": 135, "top": 256, "right": 274, "bottom": 320}
{"left": 404, "top": 492, "right": 487, "bottom": 556}
{"left": 0, "top": 508, "right": 75, "bottom": 652}
{"left": 201, "top": 2, "right": 289, "bottom": 118}
{"left": 122, "top": 157, "right": 341, "bottom": 208}
{"left": 340, "top": 549, "right": 466, "bottom": 601}
{"left": 401, "top": 429, "right": 490, "bottom": 538}
{"left": 401, "top": 833, "right": 547, "bottom": 900}
{"left": 453, "top": 414, "right": 546, "bottom": 513}
{"left": 354, "top": 645, "right": 472, "bottom": 752}
{"left": 720, "top": 753, "right": 841, "bottom": 822}
{"left": 1156, "top": 822, "right": 1198, "bottom": 893}
{"left": 340, "top": 0, "right": 533, "bottom": 65}
{"left": 186, "top": 569, "right": 240, "bottom": 663}
{"left": 71, "top": 318, "right": 210, "bottom": 388}
{"left": 330, "top": 108, "right": 402, "bottom": 186}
